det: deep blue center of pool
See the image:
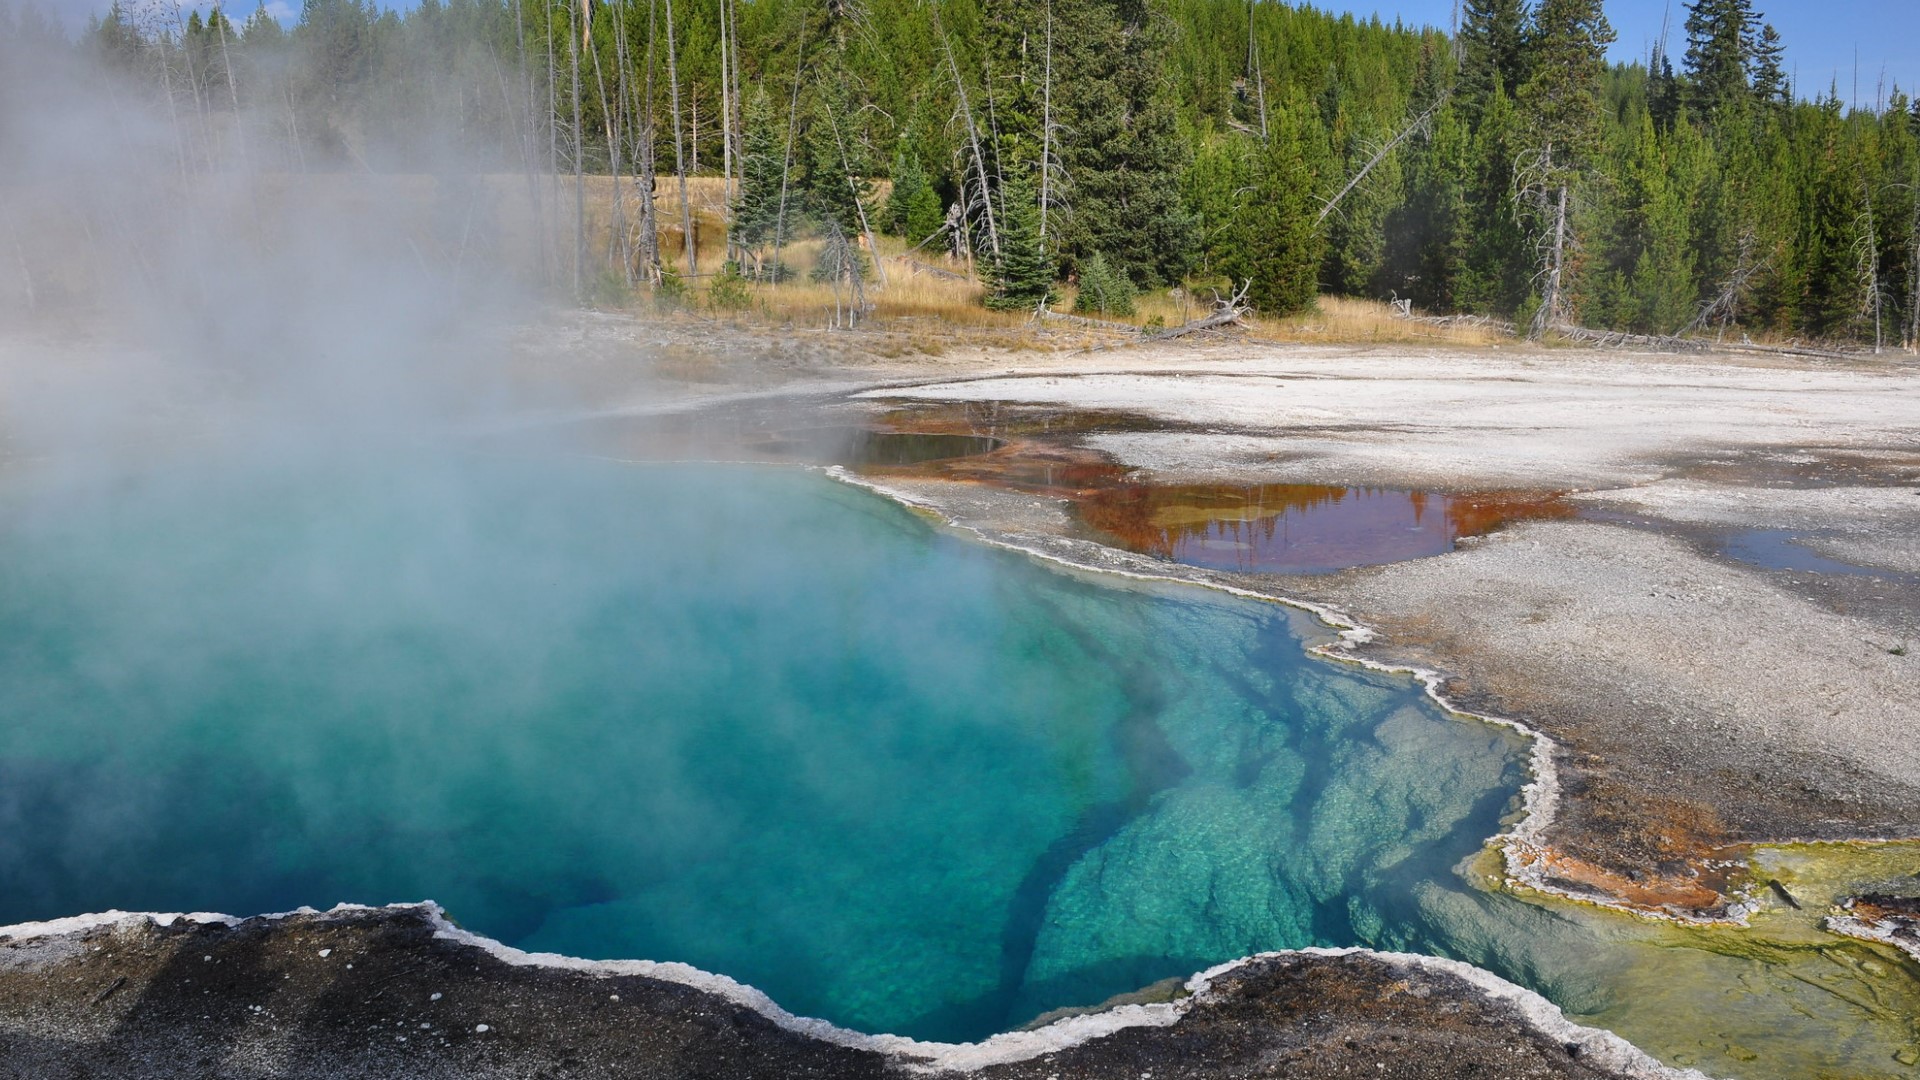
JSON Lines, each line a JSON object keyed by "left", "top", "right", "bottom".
{"left": 0, "top": 456, "right": 1526, "bottom": 1041}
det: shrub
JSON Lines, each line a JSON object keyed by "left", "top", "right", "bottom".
{"left": 708, "top": 262, "right": 752, "bottom": 313}
{"left": 1073, "top": 253, "right": 1135, "bottom": 317}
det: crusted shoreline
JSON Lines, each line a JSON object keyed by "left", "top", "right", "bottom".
{"left": 0, "top": 903, "right": 1701, "bottom": 1079}
{"left": 824, "top": 466, "right": 1745, "bottom": 926}
{"left": 817, "top": 347, "right": 1920, "bottom": 922}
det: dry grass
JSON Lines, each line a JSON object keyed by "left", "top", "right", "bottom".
{"left": 12, "top": 168, "right": 1506, "bottom": 349}
{"left": 557, "top": 175, "right": 1501, "bottom": 346}
{"left": 1247, "top": 295, "right": 1511, "bottom": 347}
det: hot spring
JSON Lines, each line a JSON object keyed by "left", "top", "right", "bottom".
{"left": 0, "top": 451, "right": 1529, "bottom": 1040}
{"left": 7, "top": 451, "right": 1915, "bottom": 1076}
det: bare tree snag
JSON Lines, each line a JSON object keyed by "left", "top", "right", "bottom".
{"left": 1678, "top": 232, "right": 1766, "bottom": 339}
{"left": 1533, "top": 180, "right": 1570, "bottom": 338}
{"left": 773, "top": 23, "right": 809, "bottom": 262}
{"left": 818, "top": 77, "right": 887, "bottom": 288}
{"left": 1143, "top": 281, "right": 1252, "bottom": 341}
{"left": 1856, "top": 171, "right": 1883, "bottom": 353}
{"left": 1316, "top": 89, "right": 1450, "bottom": 227}
{"left": 718, "top": 0, "right": 734, "bottom": 253}
{"left": 935, "top": 10, "right": 999, "bottom": 258}
{"left": 569, "top": 0, "right": 586, "bottom": 297}
{"left": 664, "top": 0, "right": 696, "bottom": 277}
{"left": 1039, "top": 0, "right": 1055, "bottom": 239}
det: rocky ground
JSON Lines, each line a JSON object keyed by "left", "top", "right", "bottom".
{"left": 488, "top": 313, "right": 1920, "bottom": 907}
{"left": 0, "top": 905, "right": 1691, "bottom": 1080}
{"left": 774, "top": 337, "right": 1920, "bottom": 916}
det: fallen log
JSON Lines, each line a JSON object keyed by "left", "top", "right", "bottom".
{"left": 1141, "top": 281, "right": 1252, "bottom": 342}
{"left": 890, "top": 256, "right": 970, "bottom": 282}
{"left": 1036, "top": 307, "right": 1139, "bottom": 333}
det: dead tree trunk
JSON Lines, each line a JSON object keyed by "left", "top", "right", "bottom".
{"left": 1143, "top": 281, "right": 1252, "bottom": 341}
{"left": 1039, "top": 0, "right": 1054, "bottom": 239}
{"left": 211, "top": 1, "right": 249, "bottom": 174}
{"left": 509, "top": 0, "right": 547, "bottom": 285}
{"left": 170, "top": 2, "right": 215, "bottom": 172}
{"left": 935, "top": 11, "right": 998, "bottom": 258}
{"left": 1532, "top": 180, "right": 1569, "bottom": 339}
{"left": 569, "top": 0, "right": 586, "bottom": 297}
{"left": 1908, "top": 183, "right": 1920, "bottom": 353}
{"left": 586, "top": 0, "right": 628, "bottom": 279}
{"left": 772, "top": 29, "right": 808, "bottom": 262}
{"left": 544, "top": 0, "right": 560, "bottom": 282}
{"left": 1315, "top": 89, "right": 1450, "bottom": 227}
{"left": 664, "top": 0, "right": 695, "bottom": 277}
{"left": 1245, "top": 0, "right": 1268, "bottom": 140}
{"left": 1678, "top": 232, "right": 1764, "bottom": 339}
{"left": 717, "top": 0, "right": 734, "bottom": 259}
{"left": 635, "top": 0, "right": 662, "bottom": 283}
{"left": 819, "top": 77, "right": 886, "bottom": 288}
{"left": 150, "top": 22, "right": 191, "bottom": 182}
{"left": 610, "top": 0, "right": 639, "bottom": 282}
{"left": 1857, "top": 172, "right": 1883, "bottom": 353}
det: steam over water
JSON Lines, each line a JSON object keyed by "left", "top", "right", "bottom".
{"left": 0, "top": 453, "right": 1527, "bottom": 1041}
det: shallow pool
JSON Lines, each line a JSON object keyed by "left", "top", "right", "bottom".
{"left": 4, "top": 454, "right": 1916, "bottom": 1076}
{"left": 0, "top": 454, "right": 1528, "bottom": 1041}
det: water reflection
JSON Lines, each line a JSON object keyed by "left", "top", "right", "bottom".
{"left": 1075, "top": 483, "right": 1575, "bottom": 574}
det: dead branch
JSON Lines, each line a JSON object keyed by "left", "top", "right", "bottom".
{"left": 1390, "top": 307, "right": 1517, "bottom": 334}
{"left": 891, "top": 255, "right": 968, "bottom": 282}
{"left": 1142, "top": 281, "right": 1252, "bottom": 341}
{"left": 1677, "top": 233, "right": 1768, "bottom": 338}
{"left": 934, "top": 9, "right": 999, "bottom": 257}
{"left": 1035, "top": 308, "right": 1137, "bottom": 332}
{"left": 1316, "top": 89, "right": 1452, "bottom": 227}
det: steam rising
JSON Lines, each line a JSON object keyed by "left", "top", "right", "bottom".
{"left": 0, "top": 3, "right": 564, "bottom": 465}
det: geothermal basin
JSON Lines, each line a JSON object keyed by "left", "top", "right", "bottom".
{"left": 2, "top": 421, "right": 1917, "bottom": 1077}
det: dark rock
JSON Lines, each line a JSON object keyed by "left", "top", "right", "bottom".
{"left": 0, "top": 905, "right": 1691, "bottom": 1080}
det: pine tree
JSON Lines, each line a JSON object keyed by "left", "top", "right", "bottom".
{"left": 1630, "top": 114, "right": 1706, "bottom": 331}
{"left": 1516, "top": 0, "right": 1613, "bottom": 332}
{"left": 1053, "top": 0, "right": 1197, "bottom": 287}
{"left": 881, "top": 143, "right": 944, "bottom": 243}
{"left": 1183, "top": 134, "right": 1254, "bottom": 282}
{"left": 1647, "top": 46, "right": 1681, "bottom": 132}
{"left": 88, "top": 2, "right": 144, "bottom": 71}
{"left": 800, "top": 71, "right": 868, "bottom": 239}
{"left": 1796, "top": 92, "right": 1867, "bottom": 338}
{"left": 731, "top": 86, "right": 785, "bottom": 274}
{"left": 1073, "top": 252, "right": 1135, "bottom": 315}
{"left": 1322, "top": 98, "right": 1402, "bottom": 296}
{"left": 984, "top": 171, "right": 1057, "bottom": 311}
{"left": 1458, "top": 85, "right": 1533, "bottom": 313}
{"left": 1682, "top": 0, "right": 1755, "bottom": 125}
{"left": 1748, "top": 23, "right": 1787, "bottom": 108}
{"left": 1457, "top": 0, "right": 1530, "bottom": 123}
{"left": 1379, "top": 96, "right": 1472, "bottom": 312}
{"left": 1228, "top": 99, "right": 1324, "bottom": 315}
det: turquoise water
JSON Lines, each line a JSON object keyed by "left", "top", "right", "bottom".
{"left": 0, "top": 455, "right": 1530, "bottom": 1041}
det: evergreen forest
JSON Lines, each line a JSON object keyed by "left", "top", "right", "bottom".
{"left": 5, "top": 0, "right": 1918, "bottom": 348}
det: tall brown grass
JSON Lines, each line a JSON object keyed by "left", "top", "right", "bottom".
{"left": 562, "top": 175, "right": 1511, "bottom": 348}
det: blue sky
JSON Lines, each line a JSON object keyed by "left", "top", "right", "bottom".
{"left": 39, "top": 0, "right": 1919, "bottom": 111}
{"left": 1336, "top": 0, "right": 1917, "bottom": 109}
